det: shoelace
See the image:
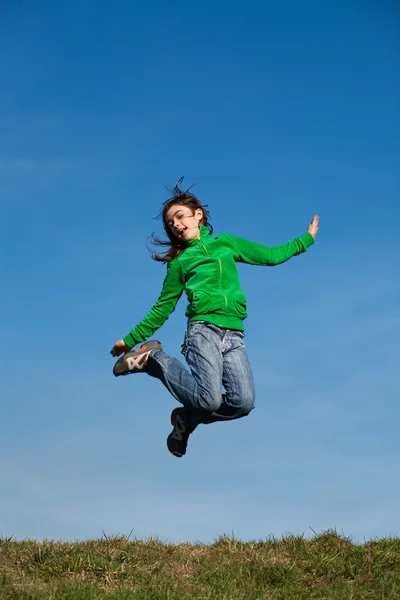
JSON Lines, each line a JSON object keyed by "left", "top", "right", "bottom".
{"left": 126, "top": 352, "right": 148, "bottom": 370}
{"left": 171, "top": 415, "right": 187, "bottom": 441}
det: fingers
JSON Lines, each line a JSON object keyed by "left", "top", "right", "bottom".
{"left": 110, "top": 339, "right": 124, "bottom": 356}
{"left": 110, "top": 342, "right": 130, "bottom": 357}
{"left": 307, "top": 215, "right": 319, "bottom": 240}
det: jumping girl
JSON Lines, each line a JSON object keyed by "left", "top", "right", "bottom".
{"left": 110, "top": 179, "right": 319, "bottom": 458}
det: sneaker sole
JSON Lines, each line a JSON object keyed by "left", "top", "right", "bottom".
{"left": 167, "top": 435, "right": 185, "bottom": 458}
{"left": 113, "top": 340, "right": 162, "bottom": 377}
{"left": 168, "top": 408, "right": 187, "bottom": 457}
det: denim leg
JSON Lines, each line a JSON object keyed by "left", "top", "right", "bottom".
{"left": 146, "top": 322, "right": 224, "bottom": 413}
{"left": 146, "top": 322, "right": 255, "bottom": 431}
{"left": 192, "top": 328, "right": 256, "bottom": 427}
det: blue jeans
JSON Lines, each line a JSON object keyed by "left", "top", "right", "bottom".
{"left": 146, "top": 321, "right": 256, "bottom": 431}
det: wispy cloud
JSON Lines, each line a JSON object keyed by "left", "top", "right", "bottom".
{"left": 0, "top": 156, "right": 75, "bottom": 179}
{"left": 0, "top": 158, "right": 40, "bottom": 173}
{"left": 0, "top": 157, "right": 81, "bottom": 203}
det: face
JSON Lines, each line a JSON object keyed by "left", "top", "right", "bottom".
{"left": 165, "top": 204, "right": 203, "bottom": 242}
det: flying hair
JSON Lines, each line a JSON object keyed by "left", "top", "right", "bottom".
{"left": 163, "top": 176, "right": 200, "bottom": 202}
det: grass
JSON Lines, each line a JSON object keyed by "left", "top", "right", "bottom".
{"left": 1, "top": 530, "right": 400, "bottom": 599}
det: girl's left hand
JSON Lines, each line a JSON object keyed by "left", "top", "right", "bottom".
{"left": 308, "top": 215, "right": 319, "bottom": 239}
{"left": 110, "top": 339, "right": 131, "bottom": 357}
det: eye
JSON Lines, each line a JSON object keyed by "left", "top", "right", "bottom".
{"left": 167, "top": 212, "right": 185, "bottom": 227}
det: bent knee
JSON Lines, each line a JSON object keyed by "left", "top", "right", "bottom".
{"left": 238, "top": 392, "right": 255, "bottom": 417}
{"left": 199, "top": 390, "right": 223, "bottom": 413}
{"left": 240, "top": 401, "right": 255, "bottom": 417}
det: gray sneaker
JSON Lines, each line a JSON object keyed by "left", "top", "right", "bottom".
{"left": 113, "top": 340, "right": 162, "bottom": 377}
{"left": 167, "top": 408, "right": 192, "bottom": 457}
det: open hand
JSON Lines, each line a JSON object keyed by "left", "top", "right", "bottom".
{"left": 308, "top": 215, "right": 319, "bottom": 239}
{"left": 110, "top": 339, "right": 131, "bottom": 357}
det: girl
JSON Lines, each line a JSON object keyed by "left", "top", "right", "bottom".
{"left": 110, "top": 179, "right": 319, "bottom": 458}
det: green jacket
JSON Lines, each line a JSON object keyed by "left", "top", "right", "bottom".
{"left": 123, "top": 226, "right": 314, "bottom": 348}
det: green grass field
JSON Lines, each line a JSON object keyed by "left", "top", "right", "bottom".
{"left": 1, "top": 531, "right": 399, "bottom": 599}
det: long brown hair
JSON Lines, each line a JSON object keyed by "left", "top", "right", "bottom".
{"left": 148, "top": 178, "right": 213, "bottom": 263}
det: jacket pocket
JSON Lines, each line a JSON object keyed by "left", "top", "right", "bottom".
{"left": 186, "top": 290, "right": 214, "bottom": 316}
{"left": 233, "top": 290, "right": 247, "bottom": 317}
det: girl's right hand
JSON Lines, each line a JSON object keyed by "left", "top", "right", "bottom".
{"left": 110, "top": 339, "right": 131, "bottom": 357}
{"left": 308, "top": 215, "right": 319, "bottom": 239}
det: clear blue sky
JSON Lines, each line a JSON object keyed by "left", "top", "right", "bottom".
{"left": 1, "top": 0, "right": 399, "bottom": 543}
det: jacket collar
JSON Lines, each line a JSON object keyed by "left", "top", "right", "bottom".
{"left": 187, "top": 226, "right": 211, "bottom": 246}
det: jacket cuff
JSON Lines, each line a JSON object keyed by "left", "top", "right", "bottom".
{"left": 123, "top": 333, "right": 136, "bottom": 348}
{"left": 300, "top": 232, "right": 315, "bottom": 249}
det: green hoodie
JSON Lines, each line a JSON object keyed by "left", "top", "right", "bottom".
{"left": 123, "top": 227, "right": 314, "bottom": 348}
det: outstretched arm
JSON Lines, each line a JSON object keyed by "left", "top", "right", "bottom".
{"left": 222, "top": 215, "right": 319, "bottom": 266}
{"left": 110, "top": 258, "right": 184, "bottom": 356}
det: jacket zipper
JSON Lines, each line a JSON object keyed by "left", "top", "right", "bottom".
{"left": 200, "top": 239, "right": 227, "bottom": 309}
{"left": 218, "top": 258, "right": 228, "bottom": 308}
{"left": 199, "top": 240, "right": 209, "bottom": 255}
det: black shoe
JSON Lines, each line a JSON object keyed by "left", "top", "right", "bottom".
{"left": 113, "top": 340, "right": 162, "bottom": 377}
{"left": 167, "top": 408, "right": 192, "bottom": 457}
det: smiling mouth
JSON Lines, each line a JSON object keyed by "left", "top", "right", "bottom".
{"left": 177, "top": 228, "right": 187, "bottom": 236}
